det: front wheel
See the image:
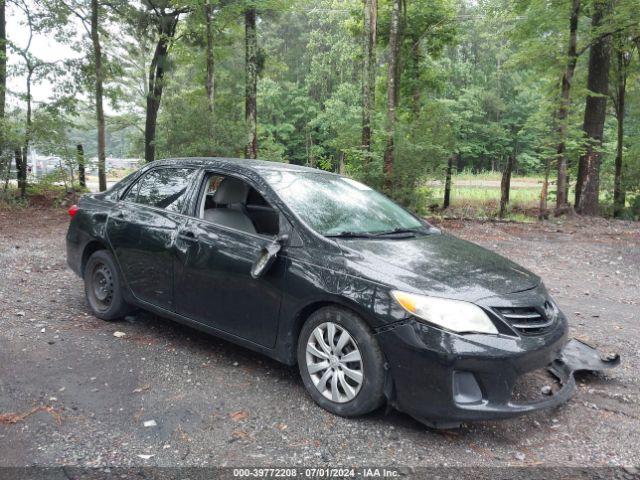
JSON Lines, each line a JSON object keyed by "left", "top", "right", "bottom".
{"left": 297, "top": 306, "right": 385, "bottom": 417}
{"left": 84, "top": 250, "right": 131, "bottom": 321}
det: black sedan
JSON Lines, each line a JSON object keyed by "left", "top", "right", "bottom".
{"left": 66, "top": 157, "right": 618, "bottom": 428}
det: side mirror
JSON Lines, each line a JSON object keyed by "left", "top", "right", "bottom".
{"left": 250, "top": 234, "right": 289, "bottom": 279}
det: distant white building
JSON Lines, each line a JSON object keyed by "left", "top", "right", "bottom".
{"left": 25, "top": 151, "right": 142, "bottom": 177}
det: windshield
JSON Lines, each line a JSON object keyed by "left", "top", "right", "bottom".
{"left": 263, "top": 171, "right": 424, "bottom": 236}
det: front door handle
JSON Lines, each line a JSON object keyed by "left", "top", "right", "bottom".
{"left": 178, "top": 230, "right": 198, "bottom": 242}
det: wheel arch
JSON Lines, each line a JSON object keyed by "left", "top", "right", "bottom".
{"left": 81, "top": 240, "right": 110, "bottom": 276}
{"left": 288, "top": 296, "right": 381, "bottom": 365}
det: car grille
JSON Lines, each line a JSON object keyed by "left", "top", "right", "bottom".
{"left": 494, "top": 302, "right": 556, "bottom": 335}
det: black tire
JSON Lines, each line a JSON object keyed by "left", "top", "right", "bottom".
{"left": 297, "top": 306, "right": 385, "bottom": 417}
{"left": 84, "top": 249, "right": 131, "bottom": 321}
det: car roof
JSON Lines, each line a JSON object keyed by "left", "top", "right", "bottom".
{"left": 150, "top": 157, "right": 336, "bottom": 176}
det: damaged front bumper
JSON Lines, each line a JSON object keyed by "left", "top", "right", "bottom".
{"left": 376, "top": 317, "right": 620, "bottom": 429}
{"left": 449, "top": 338, "right": 620, "bottom": 421}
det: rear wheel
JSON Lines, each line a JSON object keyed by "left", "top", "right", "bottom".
{"left": 297, "top": 306, "right": 385, "bottom": 417}
{"left": 84, "top": 250, "right": 131, "bottom": 321}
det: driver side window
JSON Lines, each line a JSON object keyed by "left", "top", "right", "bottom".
{"left": 197, "top": 173, "right": 280, "bottom": 237}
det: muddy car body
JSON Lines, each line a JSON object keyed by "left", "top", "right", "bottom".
{"left": 66, "top": 158, "right": 618, "bottom": 428}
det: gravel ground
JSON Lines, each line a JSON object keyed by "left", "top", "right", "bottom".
{"left": 0, "top": 207, "right": 638, "bottom": 470}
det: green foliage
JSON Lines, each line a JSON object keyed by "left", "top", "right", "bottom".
{"left": 3, "top": 0, "right": 640, "bottom": 219}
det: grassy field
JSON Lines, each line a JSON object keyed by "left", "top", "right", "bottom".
{"left": 427, "top": 171, "right": 638, "bottom": 220}
{"left": 428, "top": 172, "right": 545, "bottom": 219}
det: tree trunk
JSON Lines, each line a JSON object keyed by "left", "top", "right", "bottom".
{"left": 2, "top": 155, "right": 8, "bottom": 190}
{"left": 21, "top": 68, "right": 33, "bottom": 199}
{"left": 205, "top": 1, "right": 215, "bottom": 118}
{"left": 499, "top": 135, "right": 518, "bottom": 219}
{"left": 383, "top": 0, "right": 401, "bottom": 191}
{"left": 0, "top": 0, "right": 6, "bottom": 154}
{"left": 20, "top": 146, "right": 27, "bottom": 198}
{"left": 91, "top": 0, "right": 107, "bottom": 191}
{"left": 361, "top": 0, "right": 377, "bottom": 153}
{"left": 77, "top": 144, "right": 86, "bottom": 188}
{"left": 499, "top": 153, "right": 515, "bottom": 219}
{"left": 613, "top": 46, "right": 627, "bottom": 217}
{"left": 14, "top": 148, "right": 21, "bottom": 193}
{"left": 145, "top": 15, "right": 179, "bottom": 163}
{"left": 245, "top": 7, "right": 258, "bottom": 159}
{"left": 443, "top": 154, "right": 453, "bottom": 209}
{"left": 539, "top": 155, "right": 552, "bottom": 220}
{"left": 555, "top": 0, "right": 580, "bottom": 214}
{"left": 575, "top": 0, "right": 611, "bottom": 215}
{"left": 411, "top": 40, "right": 421, "bottom": 114}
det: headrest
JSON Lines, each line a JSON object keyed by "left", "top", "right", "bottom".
{"left": 213, "top": 177, "right": 250, "bottom": 205}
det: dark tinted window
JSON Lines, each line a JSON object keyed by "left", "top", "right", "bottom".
{"left": 127, "top": 168, "right": 197, "bottom": 213}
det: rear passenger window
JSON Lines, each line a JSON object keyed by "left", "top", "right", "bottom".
{"left": 126, "top": 168, "right": 197, "bottom": 213}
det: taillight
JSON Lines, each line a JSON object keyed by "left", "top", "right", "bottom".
{"left": 68, "top": 204, "right": 79, "bottom": 218}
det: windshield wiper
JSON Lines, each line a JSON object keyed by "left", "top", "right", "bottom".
{"left": 325, "top": 228, "right": 423, "bottom": 239}
{"left": 372, "top": 227, "right": 421, "bottom": 237}
{"left": 324, "top": 231, "right": 377, "bottom": 239}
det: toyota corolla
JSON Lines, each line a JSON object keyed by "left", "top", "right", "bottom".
{"left": 66, "top": 157, "right": 619, "bottom": 428}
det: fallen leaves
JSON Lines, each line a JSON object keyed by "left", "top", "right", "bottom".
{"left": 113, "top": 331, "right": 126, "bottom": 338}
{"left": 229, "top": 410, "right": 249, "bottom": 422}
{"left": 132, "top": 408, "right": 145, "bottom": 423}
{"left": 0, "top": 405, "right": 62, "bottom": 426}
{"left": 132, "top": 384, "right": 151, "bottom": 394}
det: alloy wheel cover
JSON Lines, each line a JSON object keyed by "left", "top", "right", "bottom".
{"left": 305, "top": 321, "right": 364, "bottom": 403}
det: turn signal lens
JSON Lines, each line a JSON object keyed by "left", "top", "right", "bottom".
{"left": 392, "top": 291, "right": 418, "bottom": 313}
{"left": 68, "top": 204, "right": 79, "bottom": 218}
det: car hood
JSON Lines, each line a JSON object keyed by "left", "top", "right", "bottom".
{"left": 337, "top": 232, "right": 540, "bottom": 302}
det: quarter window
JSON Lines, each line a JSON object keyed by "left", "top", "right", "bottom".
{"left": 126, "top": 168, "right": 197, "bottom": 213}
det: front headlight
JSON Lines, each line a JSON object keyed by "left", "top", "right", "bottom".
{"left": 391, "top": 290, "right": 498, "bottom": 335}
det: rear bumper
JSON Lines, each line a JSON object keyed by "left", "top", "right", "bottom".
{"left": 66, "top": 233, "right": 83, "bottom": 277}
{"left": 376, "top": 317, "right": 619, "bottom": 428}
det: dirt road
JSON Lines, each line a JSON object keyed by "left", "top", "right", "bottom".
{"left": 0, "top": 208, "right": 638, "bottom": 470}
